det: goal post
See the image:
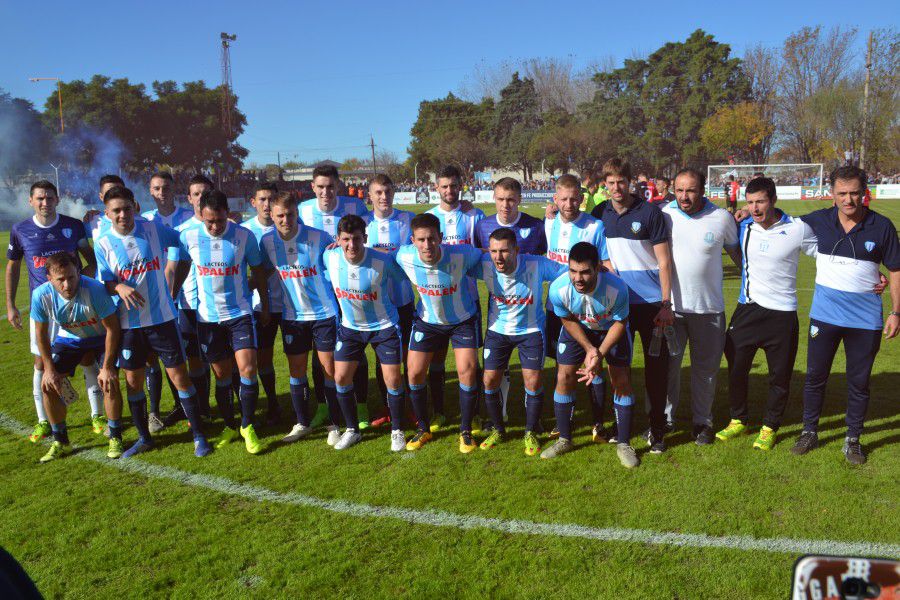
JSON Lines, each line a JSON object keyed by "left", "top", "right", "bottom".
{"left": 707, "top": 163, "right": 825, "bottom": 201}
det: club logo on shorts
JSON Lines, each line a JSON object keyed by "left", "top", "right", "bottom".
{"left": 631, "top": 222, "right": 642, "bottom": 234}
{"left": 285, "top": 334, "right": 293, "bottom": 344}
{"left": 335, "top": 341, "right": 343, "bottom": 351}
{"left": 864, "top": 241, "right": 875, "bottom": 252}
{"left": 520, "top": 228, "right": 531, "bottom": 238}
{"left": 810, "top": 325, "right": 819, "bottom": 338}
{"left": 704, "top": 232, "right": 714, "bottom": 244}
{"left": 62, "top": 228, "right": 72, "bottom": 239}
{"left": 200, "top": 344, "right": 208, "bottom": 353}
{"left": 52, "top": 353, "right": 60, "bottom": 362}
{"left": 122, "top": 349, "right": 132, "bottom": 360}
{"left": 414, "top": 331, "right": 424, "bottom": 343}
{"left": 484, "top": 348, "right": 491, "bottom": 359}
{"left": 558, "top": 342, "right": 566, "bottom": 354}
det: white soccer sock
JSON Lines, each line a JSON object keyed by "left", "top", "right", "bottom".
{"left": 82, "top": 363, "right": 103, "bottom": 417}
{"left": 33, "top": 368, "right": 48, "bottom": 422}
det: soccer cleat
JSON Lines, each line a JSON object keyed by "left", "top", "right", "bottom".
{"left": 370, "top": 408, "right": 391, "bottom": 428}
{"left": 122, "top": 439, "right": 154, "bottom": 458}
{"left": 325, "top": 426, "right": 341, "bottom": 446}
{"left": 548, "top": 427, "right": 560, "bottom": 439}
{"left": 281, "top": 423, "right": 313, "bottom": 443}
{"left": 310, "top": 404, "right": 329, "bottom": 429}
{"left": 843, "top": 438, "right": 866, "bottom": 465}
{"left": 39, "top": 440, "right": 70, "bottom": 463}
{"left": 107, "top": 437, "right": 124, "bottom": 459}
{"left": 592, "top": 424, "right": 612, "bottom": 443}
{"left": 459, "top": 431, "right": 477, "bottom": 454}
{"left": 479, "top": 429, "right": 502, "bottom": 450}
{"left": 471, "top": 416, "right": 483, "bottom": 436}
{"left": 540, "top": 438, "right": 574, "bottom": 459}
{"left": 607, "top": 423, "right": 619, "bottom": 444}
{"left": 648, "top": 436, "right": 666, "bottom": 454}
{"left": 357, "top": 405, "right": 370, "bottom": 431}
{"left": 790, "top": 431, "right": 819, "bottom": 456}
{"left": 715, "top": 419, "right": 747, "bottom": 441}
{"left": 162, "top": 406, "right": 185, "bottom": 428}
{"left": 29, "top": 421, "right": 51, "bottom": 443}
{"left": 147, "top": 412, "right": 165, "bottom": 434}
{"left": 429, "top": 413, "right": 446, "bottom": 433}
{"left": 91, "top": 415, "right": 107, "bottom": 435}
{"left": 616, "top": 443, "right": 640, "bottom": 469}
{"left": 216, "top": 427, "right": 240, "bottom": 449}
{"left": 194, "top": 436, "right": 213, "bottom": 457}
{"left": 240, "top": 425, "right": 263, "bottom": 455}
{"left": 390, "top": 430, "right": 406, "bottom": 452}
{"left": 693, "top": 424, "right": 715, "bottom": 446}
{"left": 334, "top": 429, "right": 362, "bottom": 450}
{"left": 752, "top": 426, "right": 776, "bottom": 451}
{"left": 523, "top": 431, "right": 541, "bottom": 457}
{"left": 405, "top": 429, "right": 432, "bottom": 451}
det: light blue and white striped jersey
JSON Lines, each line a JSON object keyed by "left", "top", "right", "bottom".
{"left": 298, "top": 196, "right": 368, "bottom": 237}
{"left": 426, "top": 204, "right": 485, "bottom": 246}
{"left": 30, "top": 276, "right": 116, "bottom": 342}
{"left": 95, "top": 219, "right": 179, "bottom": 329}
{"left": 548, "top": 271, "right": 630, "bottom": 331}
{"left": 395, "top": 244, "right": 483, "bottom": 325}
{"left": 323, "top": 247, "right": 405, "bottom": 332}
{"left": 173, "top": 217, "right": 202, "bottom": 310}
{"left": 142, "top": 205, "right": 194, "bottom": 230}
{"left": 88, "top": 213, "right": 113, "bottom": 240}
{"left": 474, "top": 254, "right": 566, "bottom": 335}
{"left": 364, "top": 208, "right": 415, "bottom": 307}
{"left": 241, "top": 216, "right": 284, "bottom": 313}
{"left": 259, "top": 224, "right": 336, "bottom": 322}
{"left": 544, "top": 212, "right": 609, "bottom": 265}
{"left": 176, "top": 221, "right": 262, "bottom": 323}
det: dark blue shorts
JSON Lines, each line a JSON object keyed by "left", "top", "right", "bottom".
{"left": 197, "top": 315, "right": 257, "bottom": 363}
{"left": 281, "top": 317, "right": 337, "bottom": 355}
{"left": 483, "top": 330, "right": 545, "bottom": 371}
{"left": 178, "top": 309, "right": 201, "bottom": 358}
{"left": 556, "top": 323, "right": 632, "bottom": 367}
{"left": 545, "top": 310, "right": 562, "bottom": 359}
{"left": 51, "top": 337, "right": 105, "bottom": 376}
{"left": 254, "top": 311, "right": 282, "bottom": 349}
{"left": 121, "top": 320, "right": 186, "bottom": 370}
{"left": 397, "top": 302, "right": 414, "bottom": 352}
{"left": 409, "top": 314, "right": 481, "bottom": 353}
{"left": 335, "top": 325, "right": 403, "bottom": 365}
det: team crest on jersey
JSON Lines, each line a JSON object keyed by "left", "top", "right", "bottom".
{"left": 704, "top": 232, "right": 714, "bottom": 244}
{"left": 62, "top": 228, "right": 73, "bottom": 239}
{"left": 810, "top": 325, "right": 819, "bottom": 338}
{"left": 520, "top": 228, "right": 531, "bottom": 238}
{"left": 335, "top": 341, "right": 343, "bottom": 352}
{"left": 414, "top": 331, "right": 424, "bottom": 343}
{"left": 864, "top": 241, "right": 875, "bottom": 252}
{"left": 631, "top": 222, "right": 641, "bottom": 234}
{"left": 285, "top": 335, "right": 293, "bottom": 344}
{"left": 122, "top": 349, "right": 132, "bottom": 360}
{"left": 759, "top": 241, "right": 769, "bottom": 252}
{"left": 558, "top": 342, "right": 566, "bottom": 354}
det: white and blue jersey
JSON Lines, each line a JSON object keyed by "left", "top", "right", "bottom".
{"left": 803, "top": 206, "right": 900, "bottom": 330}
{"left": 142, "top": 205, "right": 194, "bottom": 230}
{"left": 594, "top": 197, "right": 668, "bottom": 304}
{"left": 7, "top": 214, "right": 88, "bottom": 292}
{"left": 364, "top": 208, "right": 415, "bottom": 307}
{"left": 298, "top": 196, "right": 368, "bottom": 237}
{"left": 30, "top": 276, "right": 116, "bottom": 344}
{"left": 395, "top": 244, "right": 483, "bottom": 325}
{"left": 259, "top": 224, "right": 336, "bottom": 322}
{"left": 173, "top": 217, "right": 202, "bottom": 310}
{"left": 474, "top": 254, "right": 565, "bottom": 335}
{"left": 475, "top": 212, "right": 547, "bottom": 255}
{"left": 95, "top": 219, "right": 179, "bottom": 329}
{"left": 88, "top": 213, "right": 115, "bottom": 241}
{"left": 426, "top": 204, "right": 485, "bottom": 246}
{"left": 544, "top": 212, "right": 609, "bottom": 265}
{"left": 548, "top": 271, "right": 630, "bottom": 331}
{"left": 176, "top": 221, "right": 262, "bottom": 323}
{"left": 241, "top": 216, "right": 284, "bottom": 314}
{"left": 323, "top": 247, "right": 405, "bottom": 332}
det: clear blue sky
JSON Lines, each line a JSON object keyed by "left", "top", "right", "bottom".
{"left": 1, "top": 0, "right": 896, "bottom": 167}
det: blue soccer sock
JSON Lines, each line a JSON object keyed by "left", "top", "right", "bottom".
{"left": 387, "top": 386, "right": 404, "bottom": 431}
{"left": 127, "top": 391, "right": 151, "bottom": 442}
{"left": 614, "top": 394, "right": 634, "bottom": 444}
{"left": 553, "top": 391, "right": 575, "bottom": 441}
{"left": 146, "top": 364, "right": 163, "bottom": 415}
{"left": 525, "top": 387, "right": 544, "bottom": 433}
{"left": 459, "top": 383, "right": 477, "bottom": 433}
{"left": 215, "top": 378, "right": 236, "bottom": 429}
{"left": 108, "top": 419, "right": 122, "bottom": 441}
{"left": 178, "top": 386, "right": 204, "bottom": 439}
{"left": 428, "top": 363, "right": 446, "bottom": 415}
{"left": 484, "top": 387, "right": 505, "bottom": 434}
{"left": 323, "top": 380, "right": 341, "bottom": 427}
{"left": 336, "top": 383, "right": 358, "bottom": 430}
{"left": 354, "top": 355, "right": 369, "bottom": 407}
{"left": 311, "top": 354, "right": 326, "bottom": 410}
{"left": 409, "top": 383, "right": 429, "bottom": 431}
{"left": 590, "top": 376, "right": 606, "bottom": 426}
{"left": 50, "top": 421, "right": 69, "bottom": 445}
{"left": 239, "top": 376, "right": 258, "bottom": 428}
{"left": 189, "top": 368, "right": 210, "bottom": 417}
{"left": 289, "top": 376, "right": 310, "bottom": 426}
{"left": 259, "top": 366, "right": 278, "bottom": 411}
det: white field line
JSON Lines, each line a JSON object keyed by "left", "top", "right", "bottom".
{"left": 2, "top": 412, "right": 897, "bottom": 557}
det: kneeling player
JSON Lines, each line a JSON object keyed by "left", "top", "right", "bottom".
{"left": 32, "top": 253, "right": 124, "bottom": 462}
{"left": 544, "top": 242, "right": 640, "bottom": 468}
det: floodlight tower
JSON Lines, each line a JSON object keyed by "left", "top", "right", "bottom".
{"left": 220, "top": 32, "right": 237, "bottom": 138}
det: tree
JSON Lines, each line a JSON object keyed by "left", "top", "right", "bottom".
{"left": 700, "top": 102, "right": 774, "bottom": 163}
{"left": 0, "top": 90, "right": 52, "bottom": 188}
{"left": 408, "top": 93, "right": 493, "bottom": 173}
{"left": 741, "top": 44, "right": 780, "bottom": 161}
{"left": 528, "top": 118, "right": 612, "bottom": 176}
{"left": 492, "top": 72, "right": 542, "bottom": 179}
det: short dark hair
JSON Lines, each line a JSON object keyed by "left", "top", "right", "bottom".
{"left": 189, "top": 174, "right": 214, "bottom": 189}
{"left": 830, "top": 165, "right": 867, "bottom": 189}
{"left": 410, "top": 213, "right": 441, "bottom": 236}
{"left": 745, "top": 177, "right": 776, "bottom": 200}
{"left": 30, "top": 180, "right": 58, "bottom": 197}
{"left": 494, "top": 177, "right": 522, "bottom": 196}
{"left": 658, "top": 177, "right": 670, "bottom": 186}
{"left": 45, "top": 252, "right": 79, "bottom": 274}
{"left": 199, "top": 190, "right": 229, "bottom": 213}
{"left": 103, "top": 185, "right": 135, "bottom": 204}
{"left": 337, "top": 214, "right": 366, "bottom": 236}
{"left": 312, "top": 165, "right": 339, "bottom": 180}
{"left": 437, "top": 165, "right": 462, "bottom": 182}
{"left": 254, "top": 182, "right": 278, "bottom": 195}
{"left": 751, "top": 172, "right": 765, "bottom": 179}
{"left": 568, "top": 241, "right": 599, "bottom": 267}
{"left": 150, "top": 172, "right": 174, "bottom": 183}
{"left": 369, "top": 173, "right": 394, "bottom": 188}
{"left": 99, "top": 174, "right": 125, "bottom": 188}
{"left": 488, "top": 227, "right": 517, "bottom": 247}
{"left": 556, "top": 174, "right": 581, "bottom": 192}
{"left": 271, "top": 191, "right": 297, "bottom": 208}
{"left": 675, "top": 167, "right": 706, "bottom": 189}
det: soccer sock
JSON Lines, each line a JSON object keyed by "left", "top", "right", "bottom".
{"left": 82, "top": 363, "right": 103, "bottom": 417}
{"left": 146, "top": 363, "right": 163, "bottom": 415}
{"left": 289, "top": 376, "right": 310, "bottom": 426}
{"left": 311, "top": 354, "right": 326, "bottom": 410}
{"left": 336, "top": 383, "right": 359, "bottom": 430}
{"left": 239, "top": 376, "right": 258, "bottom": 428}
{"left": 590, "top": 376, "right": 606, "bottom": 426}
{"left": 231, "top": 366, "right": 241, "bottom": 405}
{"left": 108, "top": 419, "right": 122, "bottom": 441}
{"left": 614, "top": 394, "right": 634, "bottom": 444}
{"left": 215, "top": 378, "right": 236, "bottom": 429}
{"left": 484, "top": 387, "right": 505, "bottom": 434}
{"left": 189, "top": 368, "right": 209, "bottom": 417}
{"left": 428, "top": 363, "right": 446, "bottom": 415}
{"left": 177, "top": 387, "right": 204, "bottom": 439}
{"left": 409, "top": 383, "right": 429, "bottom": 431}
{"left": 387, "top": 386, "right": 404, "bottom": 431}
{"left": 375, "top": 359, "right": 388, "bottom": 409}
{"left": 500, "top": 368, "right": 511, "bottom": 421}
{"left": 127, "top": 391, "right": 151, "bottom": 442}
{"left": 354, "top": 355, "right": 369, "bottom": 409}
{"left": 164, "top": 371, "right": 180, "bottom": 413}
{"left": 553, "top": 392, "right": 575, "bottom": 441}
{"left": 459, "top": 383, "right": 477, "bottom": 433}
{"left": 259, "top": 366, "right": 278, "bottom": 412}
{"left": 50, "top": 421, "right": 69, "bottom": 445}
{"left": 525, "top": 387, "right": 543, "bottom": 433}
{"left": 33, "top": 369, "right": 48, "bottom": 422}
{"left": 323, "top": 380, "right": 341, "bottom": 427}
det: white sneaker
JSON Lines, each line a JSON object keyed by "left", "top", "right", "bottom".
{"left": 334, "top": 429, "right": 362, "bottom": 450}
{"left": 282, "top": 423, "right": 312, "bottom": 443}
{"left": 390, "top": 430, "right": 406, "bottom": 452}
{"left": 326, "top": 426, "right": 341, "bottom": 446}
{"left": 148, "top": 412, "right": 165, "bottom": 434}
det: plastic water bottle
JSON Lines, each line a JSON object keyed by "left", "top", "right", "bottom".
{"left": 649, "top": 326, "right": 662, "bottom": 357}
{"left": 664, "top": 325, "right": 680, "bottom": 356}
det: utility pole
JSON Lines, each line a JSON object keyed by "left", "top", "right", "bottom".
{"left": 860, "top": 31, "right": 873, "bottom": 170}
{"left": 370, "top": 135, "right": 377, "bottom": 176}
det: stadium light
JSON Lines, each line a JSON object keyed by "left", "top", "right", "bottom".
{"left": 29, "top": 77, "right": 64, "bottom": 133}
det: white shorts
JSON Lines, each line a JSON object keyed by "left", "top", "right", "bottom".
{"left": 30, "top": 317, "right": 60, "bottom": 356}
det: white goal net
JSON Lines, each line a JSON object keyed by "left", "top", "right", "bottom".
{"left": 707, "top": 163, "right": 825, "bottom": 201}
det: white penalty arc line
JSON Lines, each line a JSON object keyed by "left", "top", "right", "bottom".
{"left": 3, "top": 413, "right": 898, "bottom": 558}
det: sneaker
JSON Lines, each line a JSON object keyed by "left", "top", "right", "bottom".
{"left": 390, "top": 430, "right": 405, "bottom": 452}
{"left": 406, "top": 429, "right": 432, "bottom": 451}
{"left": 39, "top": 440, "right": 70, "bottom": 463}
{"left": 281, "top": 423, "right": 313, "bottom": 443}
{"left": 471, "top": 416, "right": 483, "bottom": 436}
{"left": 370, "top": 409, "right": 391, "bottom": 428}
{"left": 29, "top": 421, "right": 51, "bottom": 443}
{"left": 479, "top": 429, "right": 502, "bottom": 450}
{"left": 325, "top": 426, "right": 341, "bottom": 446}
{"left": 843, "top": 437, "right": 866, "bottom": 465}
{"left": 147, "top": 412, "right": 165, "bottom": 434}
{"left": 357, "top": 405, "right": 370, "bottom": 431}
{"left": 194, "top": 436, "right": 213, "bottom": 457}
{"left": 616, "top": 443, "right": 640, "bottom": 469}
{"left": 790, "top": 431, "right": 819, "bottom": 456}
{"left": 648, "top": 436, "right": 666, "bottom": 454}
{"left": 240, "top": 425, "right": 263, "bottom": 455}
{"left": 607, "top": 423, "right": 619, "bottom": 444}
{"left": 215, "top": 427, "right": 240, "bottom": 449}
{"left": 107, "top": 437, "right": 124, "bottom": 459}
{"left": 459, "top": 431, "right": 477, "bottom": 454}
{"left": 162, "top": 406, "right": 185, "bottom": 427}
{"left": 523, "top": 431, "right": 541, "bottom": 457}
{"left": 715, "top": 419, "right": 746, "bottom": 441}
{"left": 752, "top": 426, "right": 776, "bottom": 451}
{"left": 645, "top": 422, "right": 675, "bottom": 441}
{"left": 548, "top": 426, "right": 560, "bottom": 439}
{"left": 91, "top": 415, "right": 107, "bottom": 435}
{"left": 265, "top": 404, "right": 282, "bottom": 427}
{"left": 592, "top": 424, "right": 611, "bottom": 443}
{"left": 310, "top": 404, "right": 329, "bottom": 429}
{"left": 429, "top": 413, "right": 446, "bottom": 433}
{"left": 122, "top": 438, "right": 154, "bottom": 458}
{"left": 334, "top": 429, "right": 362, "bottom": 450}
{"left": 693, "top": 424, "right": 715, "bottom": 446}
{"left": 540, "top": 438, "right": 574, "bottom": 459}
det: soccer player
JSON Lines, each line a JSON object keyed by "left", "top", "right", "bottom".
{"left": 324, "top": 215, "right": 408, "bottom": 451}
{"left": 395, "top": 213, "right": 484, "bottom": 452}
{"left": 661, "top": 169, "right": 741, "bottom": 445}
{"left": 84, "top": 174, "right": 127, "bottom": 239}
{"left": 170, "top": 190, "right": 268, "bottom": 455}
{"left": 791, "top": 166, "right": 900, "bottom": 464}
{"left": 5, "top": 180, "right": 103, "bottom": 442}
{"left": 727, "top": 175, "right": 740, "bottom": 214}
{"left": 94, "top": 185, "right": 211, "bottom": 457}
{"left": 545, "top": 242, "right": 638, "bottom": 468}
{"left": 31, "top": 252, "right": 124, "bottom": 462}
{"left": 473, "top": 228, "right": 564, "bottom": 455}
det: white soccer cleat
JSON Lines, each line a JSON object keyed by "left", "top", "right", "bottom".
{"left": 282, "top": 423, "right": 313, "bottom": 443}
{"left": 326, "top": 426, "right": 341, "bottom": 446}
{"left": 334, "top": 429, "right": 362, "bottom": 450}
{"left": 390, "top": 430, "right": 406, "bottom": 452}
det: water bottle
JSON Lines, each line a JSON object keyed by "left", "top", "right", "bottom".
{"left": 664, "top": 325, "right": 680, "bottom": 356}
{"left": 648, "top": 326, "right": 662, "bottom": 357}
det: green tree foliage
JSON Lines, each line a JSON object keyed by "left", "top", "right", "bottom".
{"left": 491, "top": 72, "right": 542, "bottom": 179}
{"left": 408, "top": 93, "right": 493, "bottom": 174}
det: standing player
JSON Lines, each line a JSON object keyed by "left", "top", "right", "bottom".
{"left": 395, "top": 213, "right": 484, "bottom": 452}
{"left": 473, "top": 228, "right": 564, "bottom": 455}
{"left": 727, "top": 175, "right": 740, "bottom": 214}
{"left": 84, "top": 174, "right": 126, "bottom": 240}
{"left": 31, "top": 253, "right": 124, "bottom": 461}
{"left": 5, "top": 180, "right": 102, "bottom": 442}
{"left": 94, "top": 185, "right": 211, "bottom": 457}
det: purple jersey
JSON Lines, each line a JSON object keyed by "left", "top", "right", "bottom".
{"left": 7, "top": 215, "right": 88, "bottom": 292}
{"left": 474, "top": 212, "right": 548, "bottom": 255}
